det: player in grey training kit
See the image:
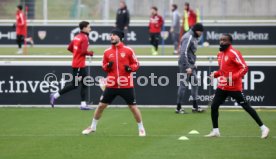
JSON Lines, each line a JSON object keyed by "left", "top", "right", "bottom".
{"left": 176, "top": 23, "right": 205, "bottom": 114}
{"left": 170, "top": 4, "right": 180, "bottom": 55}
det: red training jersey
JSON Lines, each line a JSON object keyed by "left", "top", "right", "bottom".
{"left": 149, "top": 14, "right": 164, "bottom": 33}
{"left": 214, "top": 45, "right": 248, "bottom": 91}
{"left": 102, "top": 42, "right": 139, "bottom": 88}
{"left": 16, "top": 10, "right": 27, "bottom": 36}
{"left": 67, "top": 32, "right": 94, "bottom": 68}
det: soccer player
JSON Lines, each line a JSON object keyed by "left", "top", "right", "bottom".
{"left": 82, "top": 29, "right": 146, "bottom": 137}
{"left": 176, "top": 23, "right": 205, "bottom": 114}
{"left": 205, "top": 34, "right": 270, "bottom": 139}
{"left": 50, "top": 21, "right": 93, "bottom": 110}
{"left": 149, "top": 6, "right": 164, "bottom": 55}
{"left": 115, "top": 1, "right": 130, "bottom": 44}
{"left": 170, "top": 4, "right": 180, "bottom": 55}
{"left": 15, "top": 5, "right": 26, "bottom": 54}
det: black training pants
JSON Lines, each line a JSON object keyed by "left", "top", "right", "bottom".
{"left": 59, "top": 68, "right": 88, "bottom": 101}
{"left": 211, "top": 88, "right": 263, "bottom": 128}
{"left": 149, "top": 33, "right": 160, "bottom": 51}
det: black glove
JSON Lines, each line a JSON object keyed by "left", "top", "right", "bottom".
{"left": 125, "top": 65, "right": 132, "bottom": 72}
{"left": 12, "top": 23, "right": 16, "bottom": 29}
{"left": 107, "top": 61, "right": 113, "bottom": 69}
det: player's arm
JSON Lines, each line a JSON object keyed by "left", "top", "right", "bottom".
{"left": 179, "top": 35, "right": 193, "bottom": 69}
{"left": 80, "top": 38, "right": 94, "bottom": 56}
{"left": 102, "top": 52, "right": 113, "bottom": 72}
{"left": 231, "top": 51, "right": 248, "bottom": 80}
{"left": 158, "top": 16, "right": 164, "bottom": 28}
{"left": 125, "top": 10, "right": 130, "bottom": 28}
{"left": 18, "top": 13, "right": 25, "bottom": 26}
{"left": 212, "top": 54, "right": 223, "bottom": 78}
{"left": 67, "top": 41, "right": 74, "bottom": 53}
{"left": 126, "top": 49, "right": 139, "bottom": 72}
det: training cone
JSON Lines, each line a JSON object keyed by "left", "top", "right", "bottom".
{"left": 188, "top": 130, "right": 200, "bottom": 135}
{"left": 178, "top": 136, "right": 189, "bottom": 140}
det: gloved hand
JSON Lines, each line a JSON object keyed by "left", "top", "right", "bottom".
{"left": 12, "top": 23, "right": 16, "bottom": 29}
{"left": 125, "top": 65, "right": 132, "bottom": 72}
{"left": 107, "top": 61, "right": 113, "bottom": 69}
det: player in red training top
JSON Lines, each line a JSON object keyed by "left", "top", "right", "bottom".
{"left": 205, "top": 34, "right": 269, "bottom": 139}
{"left": 82, "top": 28, "right": 146, "bottom": 137}
{"left": 50, "top": 21, "right": 94, "bottom": 110}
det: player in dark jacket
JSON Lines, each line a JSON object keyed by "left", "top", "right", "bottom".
{"left": 115, "top": 1, "right": 130, "bottom": 31}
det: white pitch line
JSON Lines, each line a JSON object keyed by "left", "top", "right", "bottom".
{"left": 0, "top": 134, "right": 275, "bottom": 139}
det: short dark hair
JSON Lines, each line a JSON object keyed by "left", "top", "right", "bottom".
{"left": 172, "top": 4, "right": 178, "bottom": 10}
{"left": 17, "top": 5, "right": 23, "bottom": 10}
{"left": 223, "top": 33, "right": 233, "bottom": 43}
{"left": 185, "top": 2, "right": 190, "bottom": 7}
{"left": 79, "top": 21, "right": 90, "bottom": 30}
{"left": 151, "top": 6, "right": 158, "bottom": 11}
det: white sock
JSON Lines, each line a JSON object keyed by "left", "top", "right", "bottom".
{"left": 138, "top": 122, "right": 144, "bottom": 130}
{"left": 53, "top": 92, "right": 60, "bottom": 99}
{"left": 91, "top": 118, "right": 98, "bottom": 130}
{"left": 260, "top": 125, "right": 267, "bottom": 131}
{"left": 213, "top": 128, "right": 220, "bottom": 133}
{"left": 81, "top": 101, "right": 87, "bottom": 107}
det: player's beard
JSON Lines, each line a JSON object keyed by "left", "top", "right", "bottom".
{"left": 111, "top": 38, "right": 119, "bottom": 45}
{"left": 219, "top": 44, "right": 230, "bottom": 51}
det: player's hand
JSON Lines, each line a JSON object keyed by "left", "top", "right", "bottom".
{"left": 107, "top": 61, "right": 113, "bottom": 69}
{"left": 125, "top": 65, "right": 132, "bottom": 72}
{"left": 12, "top": 23, "right": 16, "bottom": 28}
{"left": 186, "top": 68, "right": 192, "bottom": 75}
{"left": 170, "top": 28, "right": 174, "bottom": 32}
{"left": 210, "top": 71, "right": 216, "bottom": 78}
{"left": 124, "top": 26, "right": 128, "bottom": 30}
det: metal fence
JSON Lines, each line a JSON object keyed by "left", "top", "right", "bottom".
{"left": 1, "top": 0, "right": 276, "bottom": 20}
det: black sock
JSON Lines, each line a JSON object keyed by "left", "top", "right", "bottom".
{"left": 193, "top": 100, "right": 198, "bottom": 109}
{"left": 177, "top": 103, "right": 181, "bottom": 110}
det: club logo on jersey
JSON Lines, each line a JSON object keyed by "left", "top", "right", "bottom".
{"left": 38, "top": 31, "right": 47, "bottom": 40}
{"left": 224, "top": 55, "right": 229, "bottom": 62}
{"left": 108, "top": 54, "right": 114, "bottom": 58}
{"left": 120, "top": 52, "right": 126, "bottom": 58}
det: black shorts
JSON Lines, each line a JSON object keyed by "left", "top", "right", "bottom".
{"left": 100, "top": 88, "right": 136, "bottom": 105}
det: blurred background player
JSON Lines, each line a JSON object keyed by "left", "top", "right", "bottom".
{"left": 50, "top": 21, "right": 94, "bottom": 110}
{"left": 170, "top": 4, "right": 180, "bottom": 55}
{"left": 82, "top": 29, "right": 146, "bottom": 137}
{"left": 148, "top": 6, "right": 164, "bottom": 55}
{"left": 15, "top": 5, "right": 26, "bottom": 54}
{"left": 179, "top": 2, "right": 197, "bottom": 40}
{"left": 205, "top": 34, "right": 270, "bottom": 139}
{"left": 176, "top": 23, "right": 205, "bottom": 114}
{"left": 15, "top": 4, "right": 34, "bottom": 54}
{"left": 115, "top": 1, "right": 130, "bottom": 44}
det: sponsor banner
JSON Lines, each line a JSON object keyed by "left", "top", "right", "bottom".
{"left": 0, "top": 25, "right": 275, "bottom": 45}
{"left": 0, "top": 65, "right": 274, "bottom": 106}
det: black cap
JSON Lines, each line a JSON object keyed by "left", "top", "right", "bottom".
{"left": 192, "top": 23, "right": 204, "bottom": 32}
{"left": 111, "top": 28, "right": 124, "bottom": 40}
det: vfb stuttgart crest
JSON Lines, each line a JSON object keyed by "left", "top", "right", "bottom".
{"left": 120, "top": 52, "right": 126, "bottom": 58}
{"left": 38, "top": 31, "right": 47, "bottom": 40}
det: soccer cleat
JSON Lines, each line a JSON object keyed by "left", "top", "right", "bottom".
{"left": 152, "top": 51, "right": 158, "bottom": 56}
{"left": 80, "top": 106, "right": 93, "bottom": 110}
{"left": 17, "top": 49, "right": 23, "bottom": 54}
{"left": 175, "top": 109, "right": 187, "bottom": 114}
{"left": 192, "top": 107, "right": 205, "bottom": 113}
{"left": 139, "top": 128, "right": 146, "bottom": 137}
{"left": 261, "top": 127, "right": 269, "bottom": 139}
{"left": 205, "top": 131, "right": 220, "bottom": 137}
{"left": 82, "top": 127, "right": 96, "bottom": 135}
{"left": 50, "top": 93, "right": 56, "bottom": 108}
